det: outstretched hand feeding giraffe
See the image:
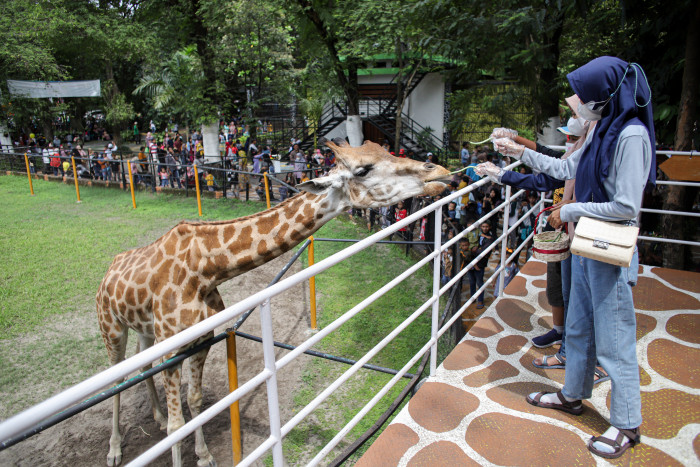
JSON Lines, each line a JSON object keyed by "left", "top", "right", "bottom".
{"left": 96, "top": 138, "right": 450, "bottom": 466}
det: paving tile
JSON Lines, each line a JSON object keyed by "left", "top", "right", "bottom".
{"left": 355, "top": 423, "right": 418, "bottom": 467}
{"left": 606, "top": 443, "right": 684, "bottom": 467}
{"left": 665, "top": 313, "right": 700, "bottom": 344}
{"left": 503, "top": 276, "right": 527, "bottom": 296}
{"left": 636, "top": 312, "right": 657, "bottom": 340}
{"left": 408, "top": 382, "right": 479, "bottom": 433}
{"left": 518, "top": 346, "right": 565, "bottom": 385}
{"left": 639, "top": 389, "right": 700, "bottom": 439}
{"left": 647, "top": 338, "right": 700, "bottom": 388}
{"left": 538, "top": 290, "right": 552, "bottom": 312}
{"left": 442, "top": 340, "right": 489, "bottom": 371}
{"left": 633, "top": 277, "right": 700, "bottom": 311}
{"left": 463, "top": 360, "right": 519, "bottom": 387}
{"left": 486, "top": 382, "right": 609, "bottom": 436}
{"left": 496, "top": 335, "right": 528, "bottom": 355}
{"left": 407, "top": 441, "right": 479, "bottom": 466}
{"left": 537, "top": 315, "right": 553, "bottom": 329}
{"left": 520, "top": 261, "right": 547, "bottom": 276}
{"left": 467, "top": 317, "right": 503, "bottom": 339}
{"left": 651, "top": 267, "right": 700, "bottom": 294}
{"left": 465, "top": 413, "right": 595, "bottom": 465}
{"left": 496, "top": 298, "right": 536, "bottom": 332}
{"left": 532, "top": 279, "right": 547, "bottom": 288}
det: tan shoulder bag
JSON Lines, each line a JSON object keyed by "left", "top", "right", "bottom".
{"left": 570, "top": 217, "right": 639, "bottom": 267}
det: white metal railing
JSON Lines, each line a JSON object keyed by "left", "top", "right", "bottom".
{"left": 0, "top": 148, "right": 697, "bottom": 465}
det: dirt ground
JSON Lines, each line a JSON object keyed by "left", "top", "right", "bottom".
{"left": 0, "top": 253, "right": 313, "bottom": 466}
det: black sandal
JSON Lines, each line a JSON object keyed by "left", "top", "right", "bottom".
{"left": 588, "top": 427, "right": 641, "bottom": 459}
{"left": 526, "top": 390, "right": 583, "bottom": 415}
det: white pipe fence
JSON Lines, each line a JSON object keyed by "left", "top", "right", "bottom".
{"left": 0, "top": 154, "right": 697, "bottom": 465}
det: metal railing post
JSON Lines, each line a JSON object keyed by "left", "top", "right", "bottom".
{"left": 259, "top": 299, "right": 284, "bottom": 465}
{"left": 309, "top": 236, "right": 317, "bottom": 330}
{"left": 498, "top": 185, "right": 512, "bottom": 297}
{"left": 430, "top": 204, "right": 442, "bottom": 376}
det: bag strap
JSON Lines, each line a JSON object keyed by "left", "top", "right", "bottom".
{"left": 534, "top": 206, "right": 568, "bottom": 234}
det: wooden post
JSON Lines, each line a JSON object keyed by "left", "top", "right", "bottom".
{"left": 263, "top": 173, "right": 271, "bottom": 209}
{"left": 24, "top": 153, "right": 35, "bottom": 196}
{"left": 226, "top": 331, "right": 242, "bottom": 464}
{"left": 71, "top": 156, "right": 81, "bottom": 203}
{"left": 194, "top": 164, "right": 203, "bottom": 217}
{"left": 127, "top": 160, "right": 137, "bottom": 209}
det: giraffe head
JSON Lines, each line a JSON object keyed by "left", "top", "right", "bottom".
{"left": 298, "top": 139, "right": 451, "bottom": 208}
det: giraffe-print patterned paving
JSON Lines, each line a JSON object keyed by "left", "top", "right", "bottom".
{"left": 359, "top": 259, "right": 700, "bottom": 466}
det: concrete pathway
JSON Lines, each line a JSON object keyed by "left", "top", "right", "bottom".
{"left": 358, "top": 259, "right": 700, "bottom": 466}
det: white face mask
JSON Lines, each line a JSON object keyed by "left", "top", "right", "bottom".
{"left": 577, "top": 100, "right": 607, "bottom": 121}
{"left": 567, "top": 116, "right": 588, "bottom": 136}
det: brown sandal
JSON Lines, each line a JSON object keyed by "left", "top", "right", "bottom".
{"left": 588, "top": 427, "right": 641, "bottom": 459}
{"left": 526, "top": 390, "right": 583, "bottom": 415}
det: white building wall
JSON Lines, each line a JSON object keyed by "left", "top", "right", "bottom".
{"left": 404, "top": 73, "right": 444, "bottom": 143}
{"left": 322, "top": 71, "right": 446, "bottom": 146}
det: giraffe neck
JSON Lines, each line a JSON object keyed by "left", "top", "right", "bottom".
{"left": 184, "top": 191, "right": 342, "bottom": 289}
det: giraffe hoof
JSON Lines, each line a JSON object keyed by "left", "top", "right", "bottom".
{"left": 197, "top": 457, "right": 216, "bottom": 467}
{"left": 107, "top": 452, "right": 122, "bottom": 466}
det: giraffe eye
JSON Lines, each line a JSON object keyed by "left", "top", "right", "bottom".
{"left": 355, "top": 166, "right": 372, "bottom": 177}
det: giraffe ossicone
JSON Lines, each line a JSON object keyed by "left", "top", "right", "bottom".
{"left": 96, "top": 139, "right": 450, "bottom": 466}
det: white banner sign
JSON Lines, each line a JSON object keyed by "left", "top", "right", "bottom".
{"left": 7, "top": 80, "right": 101, "bottom": 98}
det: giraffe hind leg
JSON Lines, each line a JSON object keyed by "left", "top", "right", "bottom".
{"left": 187, "top": 342, "right": 216, "bottom": 467}
{"left": 137, "top": 333, "right": 167, "bottom": 430}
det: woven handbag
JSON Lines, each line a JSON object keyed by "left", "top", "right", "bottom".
{"left": 531, "top": 207, "right": 570, "bottom": 262}
{"left": 570, "top": 217, "right": 638, "bottom": 267}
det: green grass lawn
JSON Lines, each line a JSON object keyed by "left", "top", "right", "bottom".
{"left": 0, "top": 174, "right": 444, "bottom": 463}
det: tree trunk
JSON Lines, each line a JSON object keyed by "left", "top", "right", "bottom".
{"left": 662, "top": 1, "right": 700, "bottom": 270}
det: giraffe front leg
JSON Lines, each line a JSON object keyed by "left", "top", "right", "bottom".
{"left": 162, "top": 364, "right": 186, "bottom": 467}
{"left": 187, "top": 345, "right": 216, "bottom": 467}
{"left": 107, "top": 392, "right": 122, "bottom": 466}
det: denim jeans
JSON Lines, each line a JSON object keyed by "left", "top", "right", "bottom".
{"left": 557, "top": 255, "right": 572, "bottom": 358}
{"left": 468, "top": 268, "right": 485, "bottom": 303}
{"left": 561, "top": 252, "right": 641, "bottom": 429}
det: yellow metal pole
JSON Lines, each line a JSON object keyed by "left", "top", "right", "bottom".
{"left": 24, "top": 153, "right": 35, "bottom": 196}
{"left": 263, "top": 173, "right": 271, "bottom": 209}
{"left": 309, "top": 236, "right": 317, "bottom": 330}
{"left": 226, "top": 331, "right": 242, "bottom": 464}
{"left": 71, "top": 156, "right": 81, "bottom": 203}
{"left": 193, "top": 164, "right": 203, "bottom": 217}
{"left": 127, "top": 160, "right": 137, "bottom": 209}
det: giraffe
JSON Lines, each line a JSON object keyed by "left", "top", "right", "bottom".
{"left": 96, "top": 138, "right": 451, "bottom": 466}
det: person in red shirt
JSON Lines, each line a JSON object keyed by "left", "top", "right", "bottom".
{"left": 395, "top": 200, "right": 409, "bottom": 240}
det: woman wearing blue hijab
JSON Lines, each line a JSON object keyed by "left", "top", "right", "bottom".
{"left": 492, "top": 56, "right": 655, "bottom": 459}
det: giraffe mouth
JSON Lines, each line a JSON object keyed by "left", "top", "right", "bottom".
{"left": 423, "top": 181, "right": 447, "bottom": 196}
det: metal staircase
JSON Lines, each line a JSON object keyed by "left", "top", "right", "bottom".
{"left": 260, "top": 70, "right": 443, "bottom": 157}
